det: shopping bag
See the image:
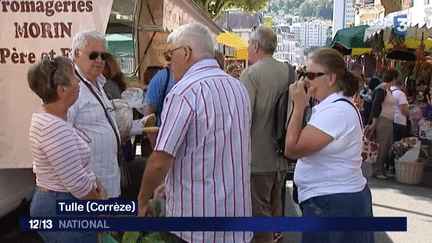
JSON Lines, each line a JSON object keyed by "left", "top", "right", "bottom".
{"left": 362, "top": 128, "right": 379, "bottom": 164}
{"left": 112, "top": 99, "right": 133, "bottom": 142}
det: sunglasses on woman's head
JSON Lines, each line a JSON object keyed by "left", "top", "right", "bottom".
{"left": 88, "top": 51, "right": 108, "bottom": 61}
{"left": 302, "top": 71, "right": 326, "bottom": 80}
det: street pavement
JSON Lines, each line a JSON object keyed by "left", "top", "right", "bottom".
{"left": 280, "top": 166, "right": 432, "bottom": 243}
{"left": 1, "top": 151, "right": 431, "bottom": 242}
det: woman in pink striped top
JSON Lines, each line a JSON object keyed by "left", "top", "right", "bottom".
{"left": 27, "top": 57, "right": 105, "bottom": 243}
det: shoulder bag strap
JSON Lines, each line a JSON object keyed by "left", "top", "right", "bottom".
{"left": 333, "top": 98, "right": 363, "bottom": 128}
{"left": 75, "top": 70, "right": 121, "bottom": 156}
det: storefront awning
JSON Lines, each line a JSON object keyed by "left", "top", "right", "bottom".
{"left": 364, "top": 6, "right": 432, "bottom": 41}
{"left": 106, "top": 34, "right": 134, "bottom": 57}
{"left": 329, "top": 25, "right": 372, "bottom": 56}
{"left": 217, "top": 30, "right": 248, "bottom": 60}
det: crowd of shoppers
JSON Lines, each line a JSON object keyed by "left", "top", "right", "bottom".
{"left": 25, "top": 23, "right": 396, "bottom": 243}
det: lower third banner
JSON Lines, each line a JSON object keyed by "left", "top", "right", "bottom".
{"left": 20, "top": 217, "right": 407, "bottom": 232}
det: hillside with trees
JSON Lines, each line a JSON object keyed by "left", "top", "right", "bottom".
{"left": 267, "top": 0, "right": 334, "bottom": 21}
{"left": 193, "top": 0, "right": 268, "bottom": 20}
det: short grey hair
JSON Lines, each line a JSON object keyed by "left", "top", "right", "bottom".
{"left": 71, "top": 30, "right": 107, "bottom": 55}
{"left": 250, "top": 26, "right": 277, "bottom": 54}
{"left": 167, "top": 23, "right": 215, "bottom": 60}
{"left": 28, "top": 57, "right": 74, "bottom": 104}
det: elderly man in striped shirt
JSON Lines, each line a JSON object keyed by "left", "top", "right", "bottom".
{"left": 137, "top": 23, "right": 253, "bottom": 242}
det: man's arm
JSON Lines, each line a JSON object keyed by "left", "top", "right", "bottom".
{"left": 400, "top": 103, "right": 410, "bottom": 117}
{"left": 137, "top": 150, "right": 173, "bottom": 217}
{"left": 143, "top": 105, "right": 158, "bottom": 117}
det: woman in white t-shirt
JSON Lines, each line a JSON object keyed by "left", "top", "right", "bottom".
{"left": 285, "top": 48, "right": 373, "bottom": 243}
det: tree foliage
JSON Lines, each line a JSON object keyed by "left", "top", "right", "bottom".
{"left": 267, "top": 0, "right": 306, "bottom": 15}
{"left": 298, "top": 0, "right": 333, "bottom": 20}
{"left": 193, "top": 0, "right": 268, "bottom": 20}
{"left": 267, "top": 0, "right": 333, "bottom": 20}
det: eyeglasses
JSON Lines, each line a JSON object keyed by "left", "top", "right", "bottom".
{"left": 163, "top": 47, "right": 183, "bottom": 62}
{"left": 87, "top": 51, "right": 108, "bottom": 61}
{"left": 163, "top": 46, "right": 192, "bottom": 62}
{"left": 302, "top": 71, "right": 326, "bottom": 80}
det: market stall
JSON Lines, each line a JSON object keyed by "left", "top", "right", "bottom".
{"left": 329, "top": 25, "right": 372, "bottom": 56}
{"left": 364, "top": 5, "right": 432, "bottom": 42}
{"left": 216, "top": 30, "right": 248, "bottom": 68}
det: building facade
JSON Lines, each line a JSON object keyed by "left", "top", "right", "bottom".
{"left": 354, "top": 0, "right": 410, "bottom": 27}
{"left": 274, "top": 27, "right": 297, "bottom": 65}
{"left": 292, "top": 22, "right": 330, "bottom": 48}
{"left": 333, "top": 0, "right": 356, "bottom": 36}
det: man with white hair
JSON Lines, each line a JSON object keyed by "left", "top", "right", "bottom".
{"left": 137, "top": 23, "right": 253, "bottom": 242}
{"left": 240, "top": 26, "right": 295, "bottom": 243}
{"left": 68, "top": 30, "right": 120, "bottom": 199}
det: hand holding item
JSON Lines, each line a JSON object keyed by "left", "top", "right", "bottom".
{"left": 142, "top": 126, "right": 159, "bottom": 133}
{"left": 153, "top": 183, "right": 166, "bottom": 199}
{"left": 129, "top": 114, "right": 157, "bottom": 135}
{"left": 96, "top": 180, "right": 108, "bottom": 200}
{"left": 138, "top": 200, "right": 156, "bottom": 217}
{"left": 290, "top": 79, "right": 311, "bottom": 110}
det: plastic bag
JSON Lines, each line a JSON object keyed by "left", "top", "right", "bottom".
{"left": 121, "top": 87, "right": 146, "bottom": 115}
{"left": 112, "top": 99, "right": 133, "bottom": 142}
{"left": 398, "top": 138, "right": 421, "bottom": 163}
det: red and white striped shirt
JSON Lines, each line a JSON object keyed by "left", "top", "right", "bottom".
{"left": 29, "top": 112, "right": 96, "bottom": 198}
{"left": 155, "top": 59, "right": 253, "bottom": 242}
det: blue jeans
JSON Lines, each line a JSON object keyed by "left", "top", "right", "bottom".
{"left": 299, "top": 185, "right": 374, "bottom": 243}
{"left": 30, "top": 188, "right": 98, "bottom": 243}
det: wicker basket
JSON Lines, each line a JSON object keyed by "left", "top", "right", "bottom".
{"left": 395, "top": 160, "right": 425, "bottom": 185}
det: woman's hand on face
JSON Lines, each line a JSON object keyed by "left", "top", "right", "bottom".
{"left": 290, "top": 79, "right": 310, "bottom": 109}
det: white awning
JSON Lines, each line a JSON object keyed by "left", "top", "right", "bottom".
{"left": 364, "top": 6, "right": 432, "bottom": 41}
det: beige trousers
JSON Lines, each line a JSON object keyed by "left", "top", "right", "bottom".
{"left": 372, "top": 116, "right": 393, "bottom": 175}
{"left": 251, "top": 171, "right": 286, "bottom": 243}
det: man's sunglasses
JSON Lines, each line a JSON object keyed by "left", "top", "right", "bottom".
{"left": 302, "top": 71, "right": 326, "bottom": 80}
{"left": 88, "top": 51, "right": 108, "bottom": 61}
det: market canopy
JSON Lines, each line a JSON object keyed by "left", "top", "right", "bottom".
{"left": 389, "top": 37, "right": 432, "bottom": 50}
{"left": 106, "top": 34, "right": 134, "bottom": 57}
{"left": 329, "top": 25, "right": 372, "bottom": 56}
{"left": 217, "top": 30, "right": 248, "bottom": 59}
{"left": 364, "top": 5, "right": 432, "bottom": 41}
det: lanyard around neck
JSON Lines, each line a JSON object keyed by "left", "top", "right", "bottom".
{"left": 75, "top": 70, "right": 121, "bottom": 149}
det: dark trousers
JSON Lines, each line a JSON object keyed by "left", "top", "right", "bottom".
{"left": 299, "top": 185, "right": 374, "bottom": 243}
{"left": 387, "top": 123, "right": 409, "bottom": 170}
